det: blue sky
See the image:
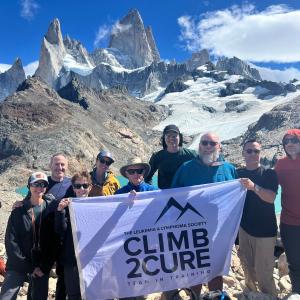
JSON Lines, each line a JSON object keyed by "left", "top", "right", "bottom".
{"left": 1, "top": 0, "right": 300, "bottom": 80}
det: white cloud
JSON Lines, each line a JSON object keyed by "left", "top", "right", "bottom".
{"left": 94, "top": 21, "right": 132, "bottom": 48}
{"left": 20, "top": 0, "right": 39, "bottom": 21}
{"left": 94, "top": 25, "right": 111, "bottom": 48}
{"left": 24, "top": 61, "right": 39, "bottom": 76}
{"left": 178, "top": 4, "right": 300, "bottom": 63}
{"left": 253, "top": 65, "right": 300, "bottom": 83}
{"left": 111, "top": 22, "right": 132, "bottom": 35}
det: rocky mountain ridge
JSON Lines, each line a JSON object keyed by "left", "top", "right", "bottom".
{"left": 0, "top": 76, "right": 168, "bottom": 186}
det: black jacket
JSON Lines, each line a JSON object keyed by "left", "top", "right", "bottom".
{"left": 55, "top": 207, "right": 77, "bottom": 267}
{"left": 5, "top": 194, "right": 60, "bottom": 274}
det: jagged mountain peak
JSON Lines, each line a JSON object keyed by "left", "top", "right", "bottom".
{"left": 108, "top": 9, "right": 160, "bottom": 68}
{"left": 0, "top": 58, "right": 25, "bottom": 101}
{"left": 216, "top": 56, "right": 261, "bottom": 81}
{"left": 45, "top": 18, "right": 63, "bottom": 45}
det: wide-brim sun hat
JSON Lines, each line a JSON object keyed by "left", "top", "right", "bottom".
{"left": 120, "top": 157, "right": 151, "bottom": 178}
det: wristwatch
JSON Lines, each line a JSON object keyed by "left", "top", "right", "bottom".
{"left": 254, "top": 184, "right": 262, "bottom": 193}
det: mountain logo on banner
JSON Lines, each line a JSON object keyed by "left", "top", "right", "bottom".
{"left": 155, "top": 197, "right": 204, "bottom": 224}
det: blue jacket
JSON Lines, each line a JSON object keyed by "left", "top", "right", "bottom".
{"left": 172, "top": 158, "right": 237, "bottom": 188}
{"left": 115, "top": 181, "right": 157, "bottom": 194}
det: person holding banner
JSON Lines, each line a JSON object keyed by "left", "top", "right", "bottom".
{"left": 172, "top": 132, "right": 237, "bottom": 296}
{"left": 55, "top": 170, "right": 93, "bottom": 300}
{"left": 0, "top": 172, "right": 59, "bottom": 300}
{"left": 116, "top": 157, "right": 157, "bottom": 300}
{"left": 238, "top": 139, "right": 278, "bottom": 296}
{"left": 275, "top": 129, "right": 300, "bottom": 294}
{"left": 116, "top": 157, "right": 157, "bottom": 194}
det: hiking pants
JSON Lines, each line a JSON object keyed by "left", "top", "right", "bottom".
{"left": 238, "top": 227, "right": 277, "bottom": 296}
{"left": 280, "top": 223, "right": 300, "bottom": 293}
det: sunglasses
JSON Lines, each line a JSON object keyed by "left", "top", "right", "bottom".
{"left": 98, "top": 158, "right": 112, "bottom": 166}
{"left": 245, "top": 149, "right": 260, "bottom": 154}
{"left": 201, "top": 140, "right": 218, "bottom": 146}
{"left": 283, "top": 137, "right": 300, "bottom": 145}
{"left": 126, "top": 168, "right": 145, "bottom": 175}
{"left": 30, "top": 182, "right": 48, "bottom": 188}
{"left": 73, "top": 183, "right": 90, "bottom": 189}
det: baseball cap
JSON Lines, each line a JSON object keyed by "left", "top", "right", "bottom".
{"left": 28, "top": 172, "right": 49, "bottom": 185}
{"left": 163, "top": 124, "right": 180, "bottom": 134}
{"left": 97, "top": 150, "right": 115, "bottom": 163}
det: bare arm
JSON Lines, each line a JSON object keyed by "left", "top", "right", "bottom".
{"left": 240, "top": 178, "right": 276, "bottom": 203}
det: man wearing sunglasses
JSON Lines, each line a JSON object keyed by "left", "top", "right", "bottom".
{"left": 171, "top": 132, "right": 237, "bottom": 295}
{"left": 89, "top": 150, "right": 120, "bottom": 197}
{"left": 116, "top": 157, "right": 156, "bottom": 195}
{"left": 238, "top": 139, "right": 278, "bottom": 296}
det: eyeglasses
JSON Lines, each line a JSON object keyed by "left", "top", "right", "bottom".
{"left": 245, "top": 149, "right": 261, "bottom": 155}
{"left": 30, "top": 182, "right": 48, "bottom": 188}
{"left": 73, "top": 183, "right": 90, "bottom": 189}
{"left": 200, "top": 140, "right": 218, "bottom": 146}
{"left": 98, "top": 158, "right": 112, "bottom": 166}
{"left": 126, "top": 168, "right": 145, "bottom": 175}
{"left": 283, "top": 137, "right": 300, "bottom": 145}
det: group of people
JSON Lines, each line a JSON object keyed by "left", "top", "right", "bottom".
{"left": 0, "top": 124, "right": 299, "bottom": 300}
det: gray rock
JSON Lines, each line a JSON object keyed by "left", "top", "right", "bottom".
{"left": 224, "top": 100, "right": 244, "bottom": 112}
{"left": 58, "top": 61, "right": 189, "bottom": 97}
{"left": 145, "top": 26, "right": 160, "bottom": 63}
{"left": 35, "top": 18, "right": 66, "bottom": 88}
{"left": 108, "top": 9, "right": 159, "bottom": 68}
{"left": 63, "top": 35, "right": 94, "bottom": 66}
{"left": 186, "top": 49, "right": 210, "bottom": 71}
{"left": 216, "top": 56, "right": 261, "bottom": 81}
{"left": 202, "top": 105, "right": 217, "bottom": 113}
{"left": 0, "top": 58, "right": 25, "bottom": 101}
{"left": 164, "top": 79, "right": 188, "bottom": 94}
{"left": 219, "top": 78, "right": 256, "bottom": 97}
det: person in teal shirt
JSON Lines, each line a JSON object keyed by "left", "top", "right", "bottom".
{"left": 172, "top": 132, "right": 237, "bottom": 296}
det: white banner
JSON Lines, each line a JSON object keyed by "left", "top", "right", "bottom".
{"left": 69, "top": 180, "right": 246, "bottom": 300}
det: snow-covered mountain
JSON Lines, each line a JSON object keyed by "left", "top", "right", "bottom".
{"left": 1, "top": 8, "right": 300, "bottom": 148}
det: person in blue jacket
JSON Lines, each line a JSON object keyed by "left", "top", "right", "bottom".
{"left": 172, "top": 132, "right": 237, "bottom": 297}
{"left": 115, "top": 157, "right": 156, "bottom": 300}
{"left": 116, "top": 157, "right": 157, "bottom": 194}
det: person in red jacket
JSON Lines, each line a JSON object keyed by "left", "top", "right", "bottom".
{"left": 275, "top": 129, "right": 300, "bottom": 294}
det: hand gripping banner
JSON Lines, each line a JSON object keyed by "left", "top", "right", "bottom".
{"left": 69, "top": 180, "right": 246, "bottom": 300}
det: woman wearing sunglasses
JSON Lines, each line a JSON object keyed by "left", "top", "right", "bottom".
{"left": 116, "top": 157, "right": 156, "bottom": 195}
{"left": 275, "top": 129, "right": 300, "bottom": 294}
{"left": 89, "top": 150, "right": 120, "bottom": 197}
{"left": 0, "top": 172, "right": 59, "bottom": 300}
{"left": 55, "top": 171, "right": 92, "bottom": 300}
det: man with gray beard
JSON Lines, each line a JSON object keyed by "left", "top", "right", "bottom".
{"left": 171, "top": 132, "right": 237, "bottom": 295}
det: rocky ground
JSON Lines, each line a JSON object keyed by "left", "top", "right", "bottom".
{"left": 0, "top": 245, "right": 295, "bottom": 299}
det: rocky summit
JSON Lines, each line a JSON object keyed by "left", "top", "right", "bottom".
{"left": 0, "top": 58, "right": 25, "bottom": 101}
